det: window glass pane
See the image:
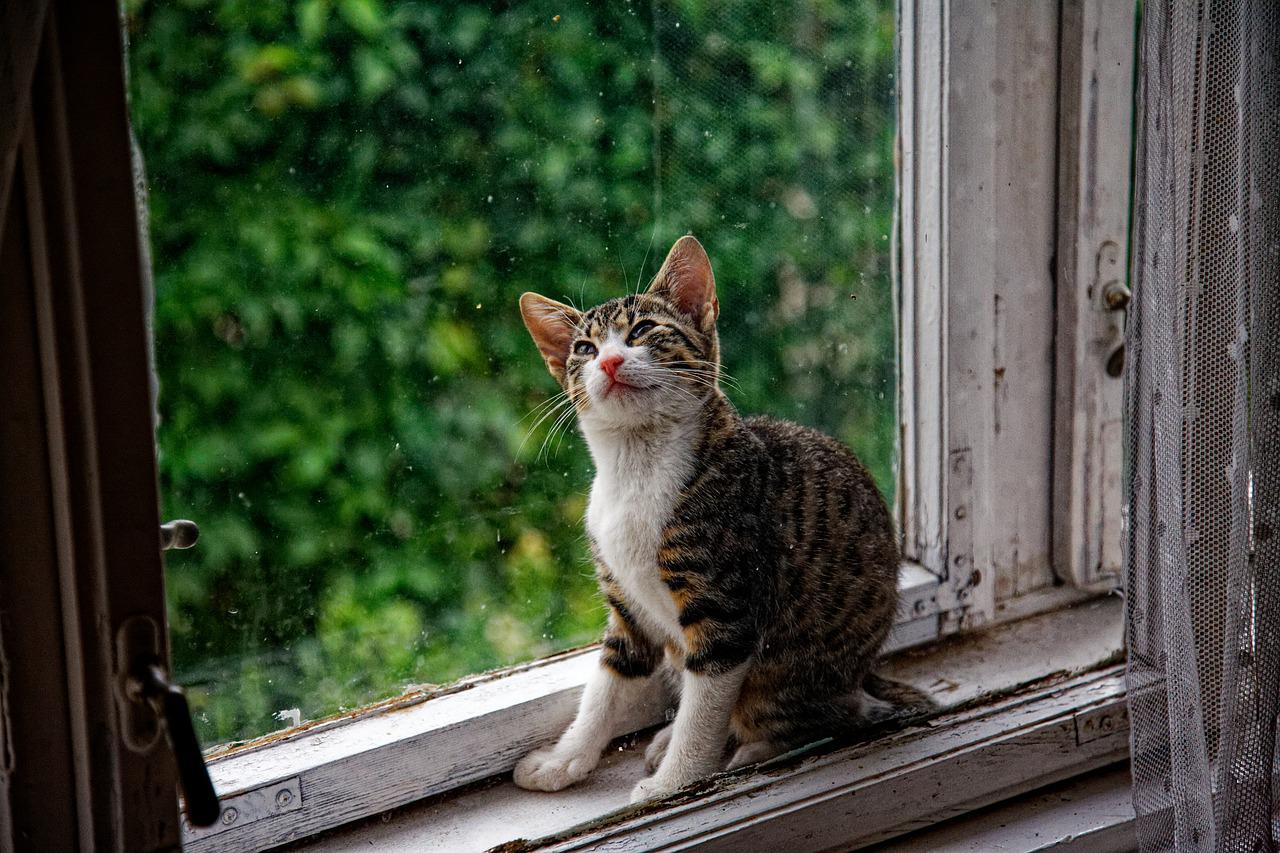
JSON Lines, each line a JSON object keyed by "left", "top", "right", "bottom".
{"left": 126, "top": 0, "right": 897, "bottom": 746}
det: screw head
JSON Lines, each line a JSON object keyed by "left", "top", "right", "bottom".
{"left": 275, "top": 788, "right": 294, "bottom": 808}
{"left": 221, "top": 807, "right": 239, "bottom": 825}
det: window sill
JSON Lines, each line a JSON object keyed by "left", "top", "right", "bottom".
{"left": 249, "top": 595, "right": 1124, "bottom": 853}
{"left": 879, "top": 760, "right": 1136, "bottom": 851}
{"left": 184, "top": 563, "right": 938, "bottom": 849}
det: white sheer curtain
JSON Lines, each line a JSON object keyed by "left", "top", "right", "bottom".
{"left": 1124, "top": 0, "right": 1279, "bottom": 850}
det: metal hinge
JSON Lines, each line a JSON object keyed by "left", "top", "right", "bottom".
{"left": 182, "top": 776, "right": 303, "bottom": 844}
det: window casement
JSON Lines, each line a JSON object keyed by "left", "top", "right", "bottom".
{"left": 1, "top": 4, "right": 183, "bottom": 848}
{"left": 898, "top": 0, "right": 1136, "bottom": 632}
{"left": 179, "top": 2, "right": 1137, "bottom": 849}
{"left": 0, "top": 0, "right": 1139, "bottom": 850}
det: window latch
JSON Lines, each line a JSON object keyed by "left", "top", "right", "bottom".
{"left": 123, "top": 655, "right": 221, "bottom": 827}
{"left": 114, "top": 518, "right": 220, "bottom": 828}
{"left": 1096, "top": 241, "right": 1130, "bottom": 377}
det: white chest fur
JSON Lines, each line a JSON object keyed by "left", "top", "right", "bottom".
{"left": 583, "top": 424, "right": 697, "bottom": 648}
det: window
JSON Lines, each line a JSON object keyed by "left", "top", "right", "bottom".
{"left": 0, "top": 0, "right": 1136, "bottom": 849}
{"left": 126, "top": 0, "right": 901, "bottom": 748}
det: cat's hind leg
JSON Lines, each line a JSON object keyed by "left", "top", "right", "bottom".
{"left": 847, "top": 687, "right": 898, "bottom": 724}
{"left": 644, "top": 723, "right": 673, "bottom": 772}
{"left": 725, "top": 739, "right": 786, "bottom": 770}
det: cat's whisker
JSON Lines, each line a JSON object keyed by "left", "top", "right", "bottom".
{"left": 537, "top": 411, "right": 567, "bottom": 463}
{"left": 536, "top": 384, "right": 590, "bottom": 462}
{"left": 617, "top": 250, "right": 631, "bottom": 299}
{"left": 518, "top": 396, "right": 577, "bottom": 461}
{"left": 678, "top": 359, "right": 744, "bottom": 391}
{"left": 670, "top": 363, "right": 742, "bottom": 394}
{"left": 543, "top": 398, "right": 583, "bottom": 461}
{"left": 634, "top": 223, "right": 658, "bottom": 296}
{"left": 666, "top": 368, "right": 728, "bottom": 395}
{"left": 644, "top": 365, "right": 718, "bottom": 391}
{"left": 522, "top": 385, "right": 589, "bottom": 461}
{"left": 551, "top": 410, "right": 580, "bottom": 456}
{"left": 519, "top": 389, "right": 572, "bottom": 425}
{"left": 629, "top": 373, "right": 706, "bottom": 406}
{"left": 518, "top": 399, "right": 570, "bottom": 447}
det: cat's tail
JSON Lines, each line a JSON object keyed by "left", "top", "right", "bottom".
{"left": 862, "top": 672, "right": 938, "bottom": 718}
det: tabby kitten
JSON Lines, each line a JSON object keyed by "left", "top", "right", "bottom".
{"left": 514, "top": 236, "right": 930, "bottom": 803}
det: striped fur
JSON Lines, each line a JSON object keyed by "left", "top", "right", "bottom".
{"left": 513, "top": 237, "right": 931, "bottom": 802}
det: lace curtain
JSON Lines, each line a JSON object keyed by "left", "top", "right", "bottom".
{"left": 1124, "top": 0, "right": 1280, "bottom": 850}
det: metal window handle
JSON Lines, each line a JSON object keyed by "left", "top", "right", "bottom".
{"left": 125, "top": 660, "right": 221, "bottom": 827}
{"left": 160, "top": 519, "right": 199, "bottom": 550}
{"left": 1100, "top": 279, "right": 1131, "bottom": 376}
{"left": 112, "top": 520, "right": 220, "bottom": 828}
{"left": 1102, "top": 280, "right": 1131, "bottom": 312}
{"left": 1095, "top": 241, "right": 1130, "bottom": 378}
{"left": 1103, "top": 279, "right": 1131, "bottom": 377}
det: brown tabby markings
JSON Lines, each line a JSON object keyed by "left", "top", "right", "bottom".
{"left": 566, "top": 285, "right": 910, "bottom": 748}
{"left": 515, "top": 236, "right": 931, "bottom": 801}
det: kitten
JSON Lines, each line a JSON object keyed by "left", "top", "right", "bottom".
{"left": 514, "top": 236, "right": 932, "bottom": 803}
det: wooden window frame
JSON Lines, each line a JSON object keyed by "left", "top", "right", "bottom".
{"left": 1052, "top": 0, "right": 1136, "bottom": 591}
{"left": 1, "top": 3, "right": 183, "bottom": 849}
{"left": 197, "top": 589, "right": 1126, "bottom": 851}
{"left": 183, "top": 1, "right": 1136, "bottom": 849}
{"left": 898, "top": 0, "right": 1135, "bottom": 623}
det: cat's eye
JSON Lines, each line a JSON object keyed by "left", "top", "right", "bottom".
{"left": 574, "top": 340, "right": 598, "bottom": 357}
{"left": 627, "top": 320, "right": 658, "bottom": 343}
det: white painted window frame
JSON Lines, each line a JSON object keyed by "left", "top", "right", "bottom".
{"left": 898, "top": 0, "right": 1136, "bottom": 623}
{"left": 180, "top": 1, "right": 1138, "bottom": 848}
{"left": 1053, "top": 0, "right": 1137, "bottom": 591}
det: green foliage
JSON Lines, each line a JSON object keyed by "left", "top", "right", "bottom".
{"left": 126, "top": 0, "right": 897, "bottom": 744}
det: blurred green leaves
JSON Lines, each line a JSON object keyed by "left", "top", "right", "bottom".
{"left": 126, "top": 0, "right": 896, "bottom": 745}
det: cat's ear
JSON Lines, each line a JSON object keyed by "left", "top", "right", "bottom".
{"left": 648, "top": 235, "right": 718, "bottom": 329}
{"left": 519, "top": 292, "right": 582, "bottom": 384}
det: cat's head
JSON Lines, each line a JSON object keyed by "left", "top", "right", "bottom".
{"left": 519, "top": 235, "right": 720, "bottom": 428}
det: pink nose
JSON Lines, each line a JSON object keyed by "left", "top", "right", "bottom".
{"left": 599, "top": 354, "right": 624, "bottom": 380}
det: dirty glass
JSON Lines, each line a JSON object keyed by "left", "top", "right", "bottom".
{"left": 125, "top": 0, "right": 897, "bottom": 746}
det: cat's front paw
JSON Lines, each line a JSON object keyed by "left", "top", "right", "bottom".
{"left": 630, "top": 773, "right": 682, "bottom": 804}
{"left": 513, "top": 746, "right": 598, "bottom": 792}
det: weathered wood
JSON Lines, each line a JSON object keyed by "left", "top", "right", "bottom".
{"left": 1052, "top": 0, "right": 1136, "bottom": 591}
{"left": 902, "top": 0, "right": 1066, "bottom": 620}
{"left": 187, "top": 565, "right": 944, "bottom": 851}
{"left": 287, "top": 596, "right": 1122, "bottom": 853}
{"left": 902, "top": 0, "right": 1140, "bottom": 613}
{"left": 896, "top": 0, "right": 946, "bottom": 576}
{"left": 941, "top": 0, "right": 1001, "bottom": 629}
{"left": 531, "top": 668, "right": 1127, "bottom": 852}
{"left": 878, "top": 761, "right": 1137, "bottom": 852}
{"left": 190, "top": 570, "right": 1123, "bottom": 851}
{"left": 0, "top": 128, "right": 80, "bottom": 853}
{"left": 9, "top": 7, "right": 185, "bottom": 847}
{"left": 191, "top": 648, "right": 666, "bottom": 852}
{"left": 990, "top": 0, "right": 1059, "bottom": 599}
